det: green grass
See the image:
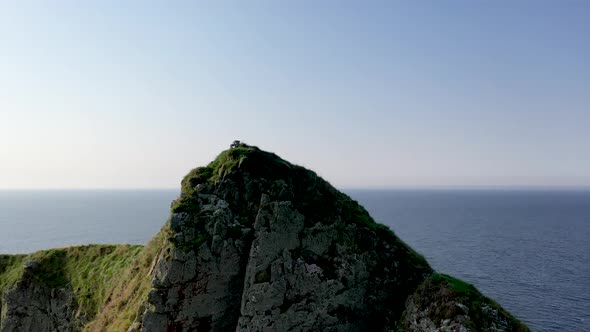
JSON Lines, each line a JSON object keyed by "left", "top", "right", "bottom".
{"left": 170, "top": 194, "right": 200, "bottom": 213}
{"left": 180, "top": 145, "right": 254, "bottom": 195}
{"left": 0, "top": 223, "right": 171, "bottom": 332}
{"left": 172, "top": 143, "right": 292, "bottom": 250}
{"left": 431, "top": 273, "right": 478, "bottom": 297}
{"left": 22, "top": 245, "right": 143, "bottom": 318}
{"left": 180, "top": 143, "right": 291, "bottom": 196}
{"left": 0, "top": 254, "right": 26, "bottom": 293}
{"left": 1, "top": 244, "right": 149, "bottom": 330}
{"left": 85, "top": 224, "right": 169, "bottom": 331}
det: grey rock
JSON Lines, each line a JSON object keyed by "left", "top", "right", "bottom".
{"left": 0, "top": 271, "right": 81, "bottom": 332}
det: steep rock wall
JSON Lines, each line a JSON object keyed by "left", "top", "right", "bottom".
{"left": 132, "top": 144, "right": 443, "bottom": 331}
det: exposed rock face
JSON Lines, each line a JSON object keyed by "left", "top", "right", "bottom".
{"left": 133, "top": 143, "right": 526, "bottom": 331}
{"left": 0, "top": 143, "right": 529, "bottom": 331}
{"left": 138, "top": 196, "right": 250, "bottom": 331}
{"left": 0, "top": 265, "right": 80, "bottom": 332}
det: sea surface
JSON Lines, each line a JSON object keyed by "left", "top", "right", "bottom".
{"left": 349, "top": 190, "right": 590, "bottom": 332}
{"left": 0, "top": 190, "right": 179, "bottom": 254}
{"left": 1, "top": 189, "right": 589, "bottom": 331}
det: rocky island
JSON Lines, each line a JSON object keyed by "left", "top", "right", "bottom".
{"left": 0, "top": 143, "right": 528, "bottom": 331}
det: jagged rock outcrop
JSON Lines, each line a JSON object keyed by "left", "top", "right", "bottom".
{"left": 0, "top": 143, "right": 529, "bottom": 331}
{"left": 0, "top": 263, "right": 80, "bottom": 332}
{"left": 398, "top": 274, "right": 528, "bottom": 332}
{"left": 131, "top": 143, "right": 527, "bottom": 331}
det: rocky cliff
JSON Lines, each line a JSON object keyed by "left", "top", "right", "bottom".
{"left": 0, "top": 143, "right": 529, "bottom": 331}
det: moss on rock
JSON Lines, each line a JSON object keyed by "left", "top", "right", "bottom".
{"left": 397, "top": 273, "right": 529, "bottom": 331}
{"left": 0, "top": 254, "right": 25, "bottom": 293}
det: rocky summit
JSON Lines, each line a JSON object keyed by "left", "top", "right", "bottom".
{"left": 0, "top": 143, "right": 529, "bottom": 331}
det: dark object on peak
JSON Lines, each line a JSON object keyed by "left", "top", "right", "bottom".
{"left": 230, "top": 140, "right": 244, "bottom": 148}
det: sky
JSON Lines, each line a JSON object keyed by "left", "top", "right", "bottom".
{"left": 1, "top": 1, "right": 589, "bottom": 189}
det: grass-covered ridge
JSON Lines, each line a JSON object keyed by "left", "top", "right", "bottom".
{"left": 1, "top": 245, "right": 145, "bottom": 326}
{"left": 177, "top": 143, "right": 291, "bottom": 198}
{"left": 5, "top": 245, "right": 142, "bottom": 320}
{"left": 431, "top": 273, "right": 479, "bottom": 297}
{"left": 406, "top": 273, "right": 529, "bottom": 331}
{"left": 0, "top": 254, "right": 26, "bottom": 293}
{"left": 28, "top": 245, "right": 143, "bottom": 317}
{"left": 1, "top": 230, "right": 169, "bottom": 332}
{"left": 174, "top": 143, "right": 380, "bottom": 230}
{"left": 172, "top": 143, "right": 284, "bottom": 213}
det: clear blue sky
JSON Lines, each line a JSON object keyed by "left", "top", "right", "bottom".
{"left": 1, "top": 1, "right": 589, "bottom": 189}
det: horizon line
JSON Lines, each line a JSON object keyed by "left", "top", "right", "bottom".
{"left": 1, "top": 186, "right": 590, "bottom": 191}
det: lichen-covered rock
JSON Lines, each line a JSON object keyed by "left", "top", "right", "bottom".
{"left": 134, "top": 144, "right": 439, "bottom": 331}
{"left": 395, "top": 274, "right": 529, "bottom": 332}
{"left": 0, "top": 263, "right": 81, "bottom": 332}
{"left": 138, "top": 193, "right": 250, "bottom": 331}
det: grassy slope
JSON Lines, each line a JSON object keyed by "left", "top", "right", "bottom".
{"left": 0, "top": 207, "right": 169, "bottom": 330}
{"left": 0, "top": 244, "right": 153, "bottom": 331}
{"left": 85, "top": 224, "right": 168, "bottom": 332}
{"left": 28, "top": 245, "right": 143, "bottom": 317}
{"left": 1, "top": 245, "right": 143, "bottom": 317}
{"left": 0, "top": 254, "right": 26, "bottom": 294}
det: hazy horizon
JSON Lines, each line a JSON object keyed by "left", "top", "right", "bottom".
{"left": 2, "top": 185, "right": 590, "bottom": 192}
{"left": 2, "top": 1, "right": 589, "bottom": 189}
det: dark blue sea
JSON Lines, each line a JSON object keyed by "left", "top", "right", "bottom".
{"left": 1, "top": 189, "right": 589, "bottom": 331}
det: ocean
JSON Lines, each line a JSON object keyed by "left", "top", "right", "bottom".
{"left": 1, "top": 189, "right": 588, "bottom": 331}
{"left": 349, "top": 190, "right": 590, "bottom": 332}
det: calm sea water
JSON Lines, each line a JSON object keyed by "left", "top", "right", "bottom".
{"left": 349, "top": 190, "right": 590, "bottom": 332}
{"left": 0, "top": 190, "right": 178, "bottom": 254}
{"left": 1, "top": 189, "right": 589, "bottom": 331}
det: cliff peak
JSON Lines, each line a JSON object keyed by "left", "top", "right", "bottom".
{"left": 0, "top": 143, "right": 529, "bottom": 332}
{"left": 181, "top": 142, "right": 292, "bottom": 193}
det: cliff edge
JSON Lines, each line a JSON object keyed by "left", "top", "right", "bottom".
{"left": 0, "top": 143, "right": 529, "bottom": 331}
